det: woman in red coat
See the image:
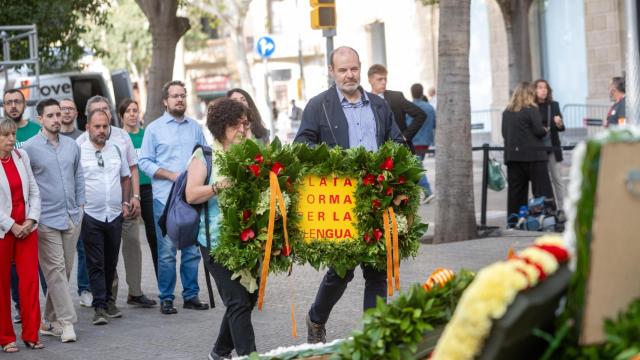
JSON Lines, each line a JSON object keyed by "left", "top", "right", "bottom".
{"left": 0, "top": 119, "right": 42, "bottom": 352}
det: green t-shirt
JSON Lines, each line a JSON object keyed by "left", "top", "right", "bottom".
{"left": 128, "top": 128, "right": 151, "bottom": 185}
{"left": 15, "top": 120, "right": 41, "bottom": 148}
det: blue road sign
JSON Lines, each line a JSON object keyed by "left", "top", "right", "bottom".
{"left": 256, "top": 36, "right": 276, "bottom": 58}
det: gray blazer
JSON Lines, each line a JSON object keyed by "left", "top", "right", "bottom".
{"left": 0, "top": 149, "right": 41, "bottom": 239}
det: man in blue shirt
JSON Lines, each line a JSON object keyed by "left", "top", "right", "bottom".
{"left": 294, "top": 46, "right": 404, "bottom": 344}
{"left": 139, "top": 80, "right": 209, "bottom": 315}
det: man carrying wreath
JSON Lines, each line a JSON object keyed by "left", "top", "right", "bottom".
{"left": 294, "top": 46, "right": 405, "bottom": 343}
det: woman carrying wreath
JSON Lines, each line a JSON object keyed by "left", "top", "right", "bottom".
{"left": 185, "top": 98, "right": 256, "bottom": 359}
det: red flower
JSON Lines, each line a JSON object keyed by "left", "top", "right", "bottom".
{"left": 373, "top": 228, "right": 383, "bottom": 241}
{"left": 379, "top": 157, "right": 394, "bottom": 171}
{"left": 240, "top": 228, "right": 255, "bottom": 242}
{"left": 363, "top": 174, "right": 376, "bottom": 186}
{"left": 397, "top": 176, "right": 406, "bottom": 185}
{"left": 371, "top": 199, "right": 381, "bottom": 209}
{"left": 248, "top": 164, "right": 261, "bottom": 177}
{"left": 377, "top": 174, "right": 385, "bottom": 183}
{"left": 385, "top": 187, "right": 394, "bottom": 196}
{"left": 282, "top": 245, "right": 292, "bottom": 257}
{"left": 535, "top": 244, "right": 569, "bottom": 263}
{"left": 254, "top": 153, "right": 264, "bottom": 164}
{"left": 363, "top": 233, "right": 372, "bottom": 243}
{"left": 271, "top": 162, "right": 285, "bottom": 176}
{"left": 242, "top": 209, "right": 252, "bottom": 222}
{"left": 401, "top": 198, "right": 408, "bottom": 206}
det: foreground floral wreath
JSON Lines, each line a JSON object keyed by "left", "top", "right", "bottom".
{"left": 431, "top": 235, "right": 570, "bottom": 360}
{"left": 212, "top": 139, "right": 427, "bottom": 295}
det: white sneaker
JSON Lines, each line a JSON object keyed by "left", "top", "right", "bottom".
{"left": 60, "top": 320, "right": 77, "bottom": 343}
{"left": 79, "top": 290, "right": 93, "bottom": 307}
{"left": 40, "top": 321, "right": 62, "bottom": 337}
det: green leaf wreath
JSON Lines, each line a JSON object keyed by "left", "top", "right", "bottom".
{"left": 213, "top": 138, "right": 427, "bottom": 280}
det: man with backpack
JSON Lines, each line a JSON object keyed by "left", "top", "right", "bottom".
{"left": 139, "top": 80, "right": 209, "bottom": 315}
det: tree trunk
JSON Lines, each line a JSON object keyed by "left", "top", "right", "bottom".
{"left": 230, "top": 25, "right": 256, "bottom": 95}
{"left": 135, "top": 0, "right": 190, "bottom": 124}
{"left": 497, "top": 0, "right": 534, "bottom": 92}
{"left": 433, "top": 0, "right": 477, "bottom": 243}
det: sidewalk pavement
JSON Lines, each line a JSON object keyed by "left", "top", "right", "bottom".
{"left": 12, "top": 225, "right": 542, "bottom": 359}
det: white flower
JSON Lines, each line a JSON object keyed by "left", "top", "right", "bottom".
{"left": 395, "top": 214, "right": 409, "bottom": 235}
{"left": 256, "top": 188, "right": 291, "bottom": 216}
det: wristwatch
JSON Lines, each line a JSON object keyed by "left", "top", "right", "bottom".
{"left": 132, "top": 194, "right": 141, "bottom": 200}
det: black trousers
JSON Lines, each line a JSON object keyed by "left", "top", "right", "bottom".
{"left": 308, "top": 265, "right": 387, "bottom": 325}
{"left": 140, "top": 184, "right": 158, "bottom": 277}
{"left": 82, "top": 214, "right": 123, "bottom": 310}
{"left": 506, "top": 160, "right": 556, "bottom": 216}
{"left": 200, "top": 246, "right": 256, "bottom": 356}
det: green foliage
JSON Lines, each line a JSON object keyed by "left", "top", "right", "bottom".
{"left": 540, "top": 299, "right": 640, "bottom": 360}
{"left": 335, "top": 270, "right": 475, "bottom": 360}
{"left": 0, "top": 0, "right": 110, "bottom": 73}
{"left": 81, "top": 0, "right": 151, "bottom": 76}
{"left": 213, "top": 139, "right": 427, "bottom": 279}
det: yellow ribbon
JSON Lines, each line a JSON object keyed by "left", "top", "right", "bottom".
{"left": 257, "top": 171, "right": 296, "bottom": 336}
{"left": 382, "top": 207, "right": 401, "bottom": 296}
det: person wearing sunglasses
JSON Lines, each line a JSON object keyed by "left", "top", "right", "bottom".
{"left": 77, "top": 109, "right": 131, "bottom": 326}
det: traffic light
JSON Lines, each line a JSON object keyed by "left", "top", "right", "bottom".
{"left": 310, "top": 0, "right": 336, "bottom": 29}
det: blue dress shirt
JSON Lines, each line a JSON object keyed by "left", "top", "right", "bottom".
{"left": 138, "top": 112, "right": 207, "bottom": 204}
{"left": 336, "top": 87, "right": 378, "bottom": 151}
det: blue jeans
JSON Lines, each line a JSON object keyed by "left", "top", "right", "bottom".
{"left": 417, "top": 154, "right": 433, "bottom": 195}
{"left": 153, "top": 199, "right": 201, "bottom": 302}
{"left": 76, "top": 237, "right": 91, "bottom": 295}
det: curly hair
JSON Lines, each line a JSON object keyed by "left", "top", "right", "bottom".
{"left": 207, "top": 98, "right": 248, "bottom": 144}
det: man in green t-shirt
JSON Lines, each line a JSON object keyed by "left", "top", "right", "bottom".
{"left": 3, "top": 89, "right": 41, "bottom": 148}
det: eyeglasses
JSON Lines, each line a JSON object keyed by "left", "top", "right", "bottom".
{"left": 61, "top": 107, "right": 76, "bottom": 112}
{"left": 4, "top": 99, "right": 24, "bottom": 106}
{"left": 95, "top": 151, "right": 104, "bottom": 167}
{"left": 168, "top": 94, "right": 187, "bottom": 99}
{"left": 234, "top": 120, "right": 251, "bottom": 129}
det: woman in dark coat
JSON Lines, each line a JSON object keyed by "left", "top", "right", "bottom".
{"left": 501, "top": 82, "right": 555, "bottom": 218}
{"left": 533, "top": 79, "right": 566, "bottom": 215}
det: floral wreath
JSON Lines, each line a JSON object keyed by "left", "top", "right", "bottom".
{"left": 212, "top": 138, "right": 427, "bottom": 301}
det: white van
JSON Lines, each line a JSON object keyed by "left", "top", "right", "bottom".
{"left": 1, "top": 70, "right": 132, "bottom": 129}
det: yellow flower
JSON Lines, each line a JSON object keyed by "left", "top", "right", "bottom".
{"left": 433, "top": 244, "right": 561, "bottom": 360}
{"left": 535, "top": 234, "right": 564, "bottom": 247}
{"left": 519, "top": 247, "right": 558, "bottom": 275}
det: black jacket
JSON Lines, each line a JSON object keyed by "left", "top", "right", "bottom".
{"left": 383, "top": 90, "right": 426, "bottom": 151}
{"left": 537, "top": 101, "right": 565, "bottom": 162}
{"left": 501, "top": 106, "right": 548, "bottom": 163}
{"left": 294, "top": 86, "right": 404, "bottom": 149}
